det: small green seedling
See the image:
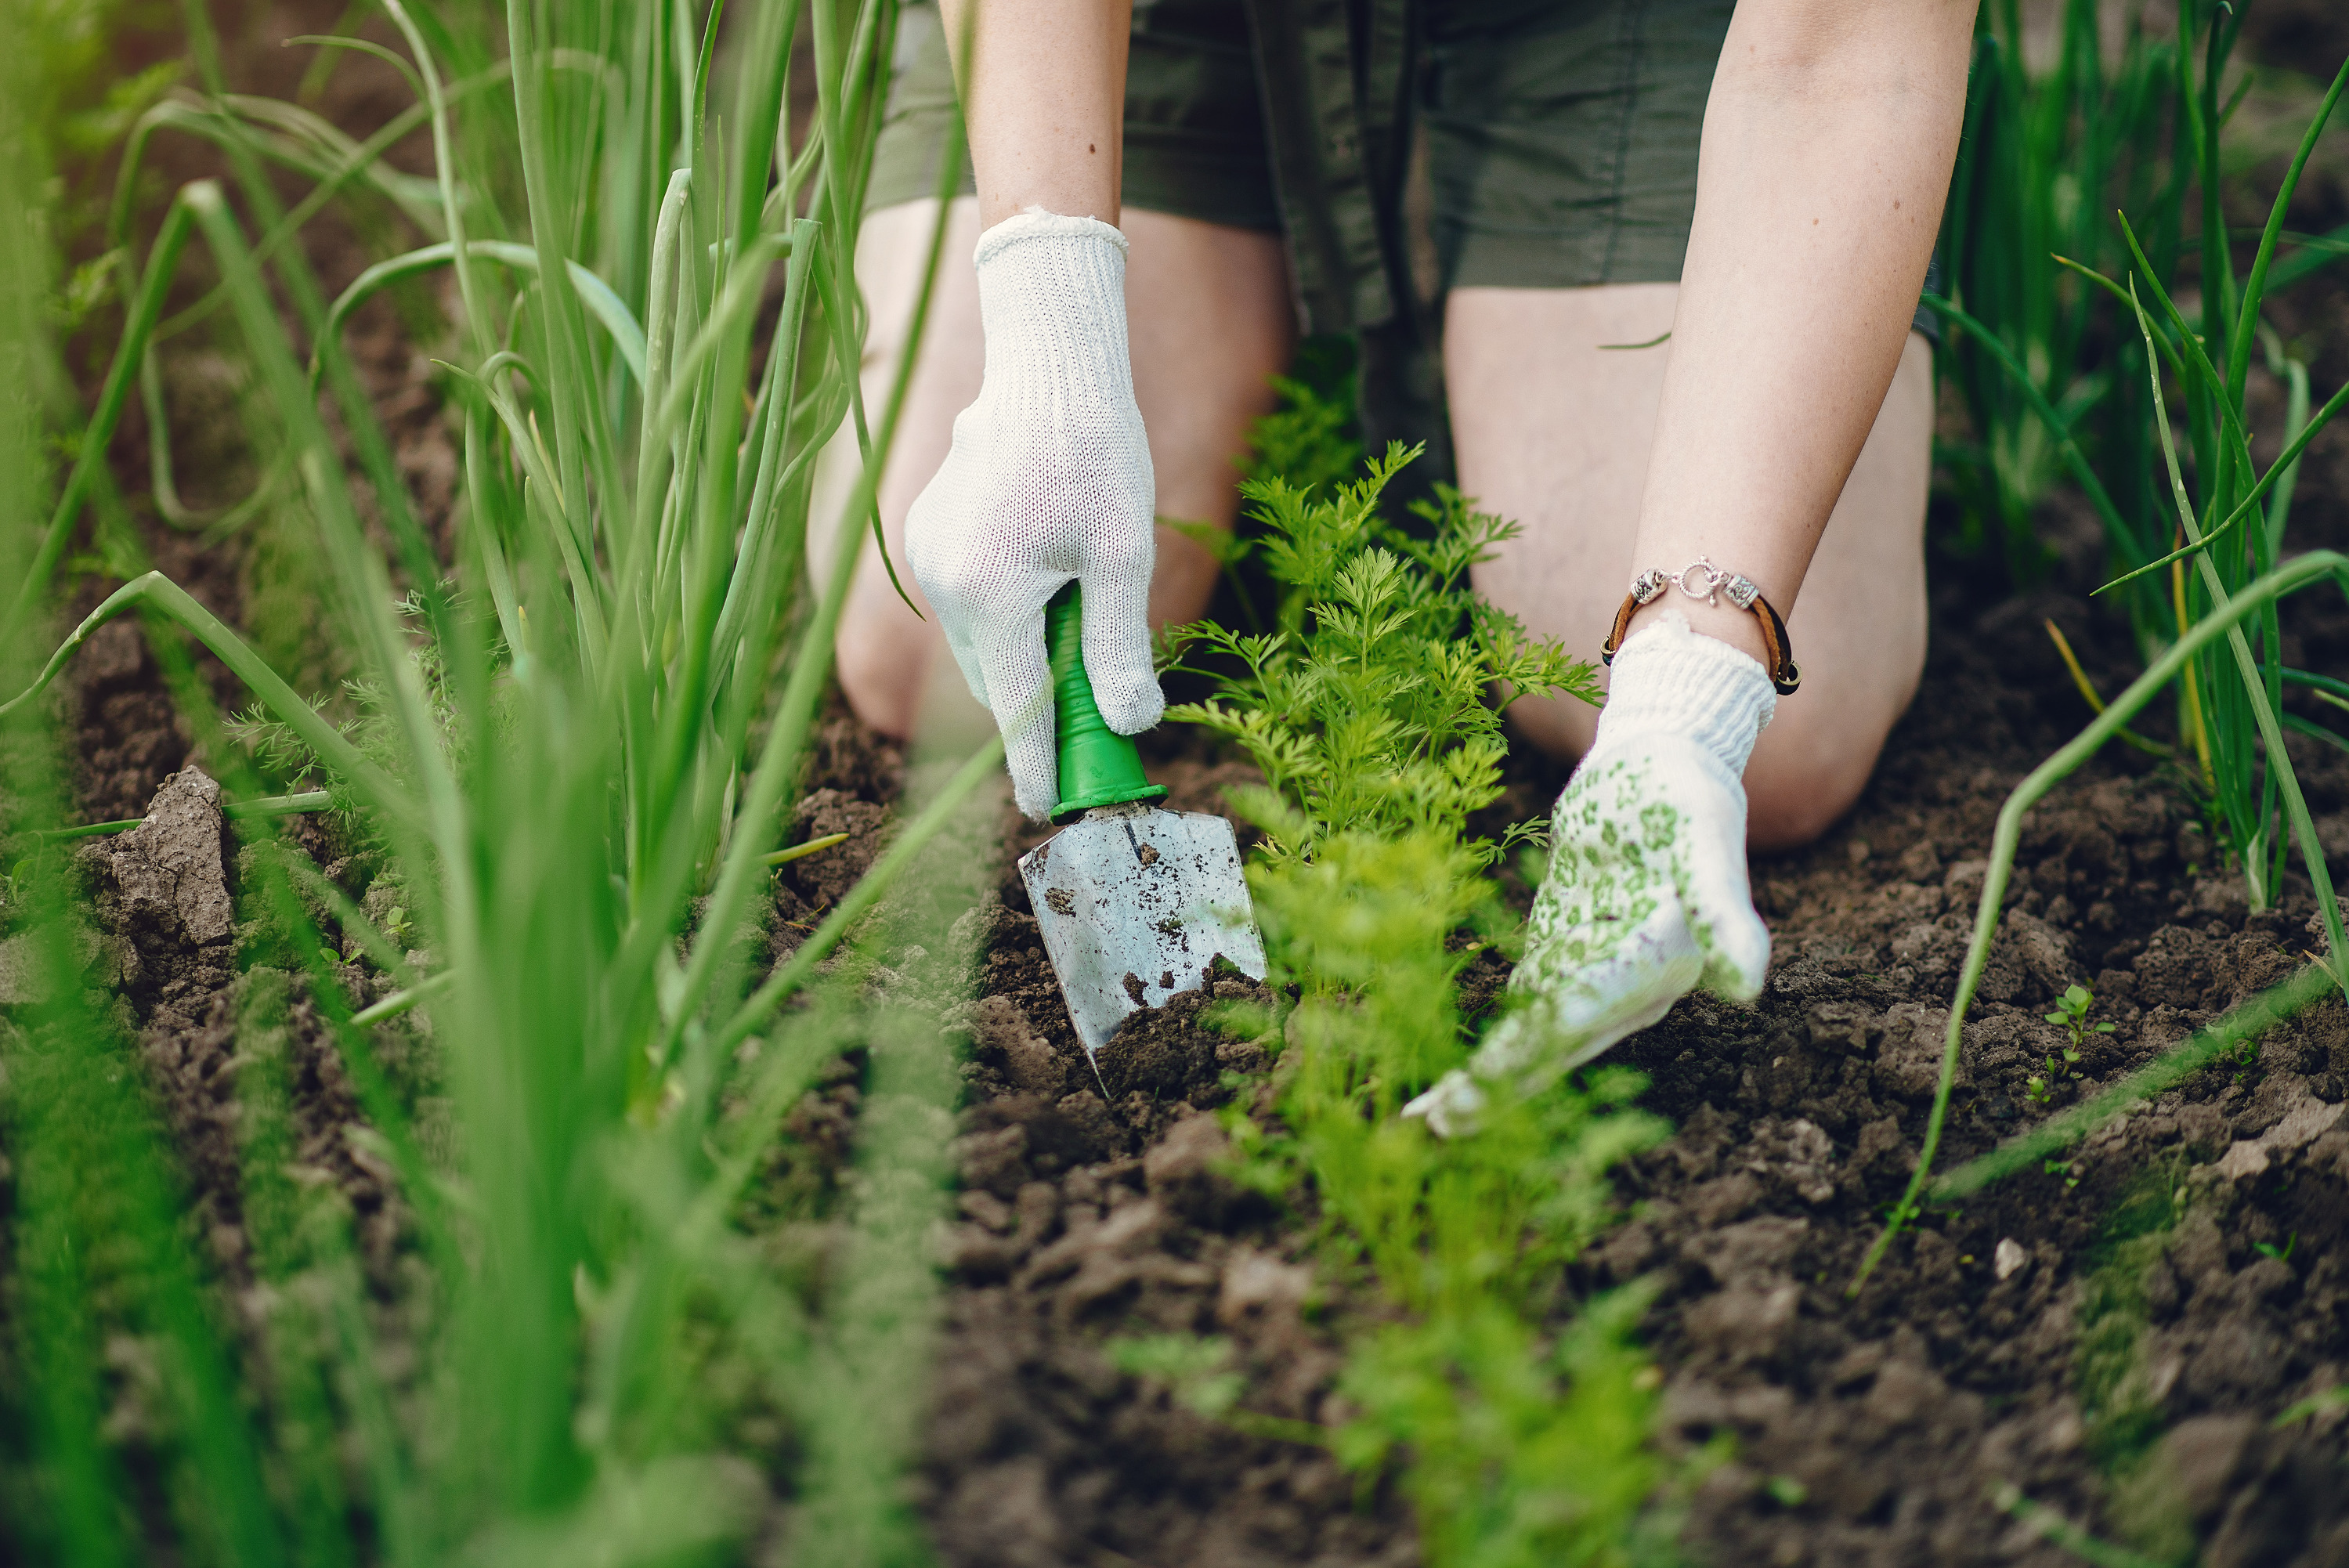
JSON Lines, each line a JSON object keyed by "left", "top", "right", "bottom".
{"left": 2273, "top": 1384, "right": 2349, "bottom": 1429}
{"left": 2253, "top": 1232, "right": 2297, "bottom": 1264}
{"left": 2025, "top": 984, "right": 2111, "bottom": 1105}
{"left": 2224, "top": 1028, "right": 2265, "bottom": 1074}
{"left": 2047, "top": 983, "right": 2117, "bottom": 1053}
{"left": 2023, "top": 1058, "right": 2080, "bottom": 1107}
{"left": 2042, "top": 1158, "right": 2080, "bottom": 1191}
{"left": 1104, "top": 1332, "right": 1324, "bottom": 1446}
{"left": 1105, "top": 1332, "right": 1245, "bottom": 1419}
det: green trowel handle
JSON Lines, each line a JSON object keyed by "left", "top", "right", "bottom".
{"left": 1045, "top": 580, "right": 1166, "bottom": 826}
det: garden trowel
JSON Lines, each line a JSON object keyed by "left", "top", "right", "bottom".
{"left": 1018, "top": 582, "right": 1268, "bottom": 1060}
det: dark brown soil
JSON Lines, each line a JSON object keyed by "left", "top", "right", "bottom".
{"left": 1584, "top": 589, "right": 2349, "bottom": 1568}
{"left": 894, "top": 552, "right": 2349, "bottom": 1568}
{"left": 923, "top": 968, "right": 1412, "bottom": 1568}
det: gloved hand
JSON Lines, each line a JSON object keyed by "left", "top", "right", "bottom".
{"left": 905, "top": 208, "right": 1162, "bottom": 821}
{"left": 1405, "top": 611, "right": 1775, "bottom": 1136}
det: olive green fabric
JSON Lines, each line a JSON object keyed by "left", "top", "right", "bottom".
{"left": 1421, "top": 0, "right": 1734, "bottom": 290}
{"left": 868, "top": 0, "right": 1285, "bottom": 235}
{"left": 868, "top": 0, "right": 1744, "bottom": 306}
{"left": 864, "top": 0, "right": 1938, "bottom": 470}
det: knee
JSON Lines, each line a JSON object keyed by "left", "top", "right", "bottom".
{"left": 1501, "top": 689, "right": 1602, "bottom": 764}
{"left": 1147, "top": 522, "right": 1224, "bottom": 628}
{"left": 1746, "top": 750, "right": 1874, "bottom": 852}
{"left": 835, "top": 616, "right": 927, "bottom": 739}
{"left": 1743, "top": 706, "right": 1898, "bottom": 851}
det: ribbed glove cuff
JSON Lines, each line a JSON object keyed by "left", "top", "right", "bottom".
{"left": 973, "top": 207, "right": 1129, "bottom": 266}
{"left": 972, "top": 208, "right": 1134, "bottom": 405}
{"left": 1589, "top": 609, "right": 1776, "bottom": 779}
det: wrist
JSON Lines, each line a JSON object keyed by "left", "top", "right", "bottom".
{"left": 1590, "top": 609, "right": 1776, "bottom": 779}
{"left": 1606, "top": 556, "right": 1800, "bottom": 698}
{"left": 974, "top": 206, "right": 1127, "bottom": 267}
{"left": 972, "top": 208, "right": 1137, "bottom": 403}
{"left": 1622, "top": 594, "right": 1768, "bottom": 668}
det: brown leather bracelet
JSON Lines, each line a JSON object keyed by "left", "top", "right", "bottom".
{"left": 1601, "top": 558, "right": 1802, "bottom": 695}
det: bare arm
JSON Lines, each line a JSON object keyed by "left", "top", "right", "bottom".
{"left": 1626, "top": 0, "right": 1977, "bottom": 660}
{"left": 940, "top": 0, "right": 1132, "bottom": 227}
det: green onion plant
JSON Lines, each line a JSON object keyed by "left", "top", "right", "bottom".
{"left": 1934, "top": 0, "right": 2185, "bottom": 583}
{"left": 1854, "top": 546, "right": 2349, "bottom": 1292}
{"left": 1937, "top": 0, "right": 2349, "bottom": 910}
{"left": 2, "top": 1, "right": 994, "bottom": 1560}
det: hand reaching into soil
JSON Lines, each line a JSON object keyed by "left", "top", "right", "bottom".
{"left": 905, "top": 209, "right": 1162, "bottom": 821}
{"left": 1406, "top": 613, "right": 1774, "bottom": 1136}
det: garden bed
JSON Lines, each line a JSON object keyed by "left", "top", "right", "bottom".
{"left": 21, "top": 5, "right": 2349, "bottom": 1564}
{"left": 900, "top": 543, "right": 2349, "bottom": 1565}
{"left": 56, "top": 452, "right": 2349, "bottom": 1566}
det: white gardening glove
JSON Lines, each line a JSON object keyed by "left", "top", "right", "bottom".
{"left": 1406, "top": 610, "right": 1775, "bottom": 1136}
{"left": 905, "top": 208, "right": 1162, "bottom": 821}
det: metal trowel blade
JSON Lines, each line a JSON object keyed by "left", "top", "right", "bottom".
{"left": 1017, "top": 800, "right": 1268, "bottom": 1056}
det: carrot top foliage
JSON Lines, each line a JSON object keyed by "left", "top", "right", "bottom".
{"left": 1169, "top": 382, "right": 1675, "bottom": 1566}
{"left": 1166, "top": 443, "right": 1600, "bottom": 863}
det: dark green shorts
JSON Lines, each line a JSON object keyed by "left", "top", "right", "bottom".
{"left": 869, "top": 0, "right": 1738, "bottom": 294}
{"left": 867, "top": 0, "right": 1935, "bottom": 465}
{"left": 872, "top": 0, "right": 1287, "bottom": 234}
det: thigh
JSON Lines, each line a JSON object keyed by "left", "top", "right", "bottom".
{"left": 1450, "top": 280, "right": 1678, "bottom": 758}
{"left": 1744, "top": 334, "right": 1932, "bottom": 848}
{"left": 809, "top": 198, "right": 989, "bottom": 741}
{"left": 1124, "top": 208, "right": 1295, "bottom": 623}
{"left": 1448, "top": 285, "right": 1932, "bottom": 842}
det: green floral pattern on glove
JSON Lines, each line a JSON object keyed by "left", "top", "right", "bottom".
{"left": 1406, "top": 613, "right": 1774, "bottom": 1136}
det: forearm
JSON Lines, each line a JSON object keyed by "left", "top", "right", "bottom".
{"left": 1627, "top": 0, "right": 1975, "bottom": 660}
{"left": 940, "top": 0, "right": 1131, "bottom": 227}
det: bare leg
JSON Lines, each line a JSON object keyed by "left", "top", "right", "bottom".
{"left": 811, "top": 197, "right": 1295, "bottom": 740}
{"left": 1447, "top": 284, "right": 1932, "bottom": 851}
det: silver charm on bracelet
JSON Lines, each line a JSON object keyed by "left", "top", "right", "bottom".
{"left": 1628, "top": 556, "right": 1760, "bottom": 611}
